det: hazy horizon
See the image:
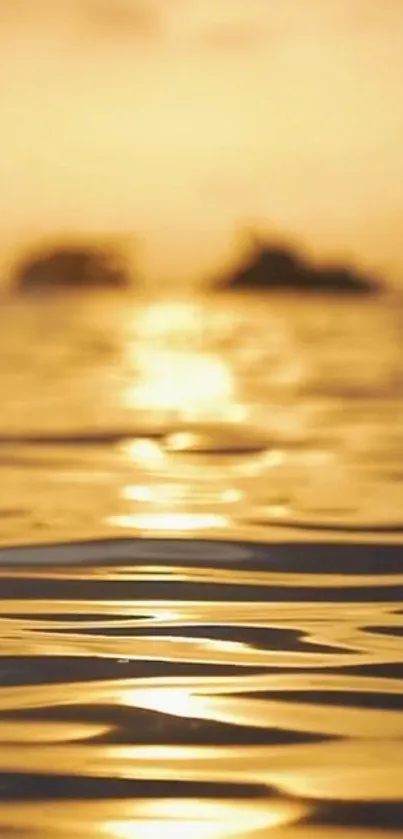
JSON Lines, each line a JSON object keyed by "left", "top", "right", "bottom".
{"left": 0, "top": 0, "right": 402, "bottom": 289}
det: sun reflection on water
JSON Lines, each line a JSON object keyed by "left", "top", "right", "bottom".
{"left": 123, "top": 301, "right": 239, "bottom": 420}
{"left": 134, "top": 302, "right": 206, "bottom": 341}
{"left": 125, "top": 349, "right": 235, "bottom": 417}
{"left": 119, "top": 440, "right": 166, "bottom": 469}
{"left": 107, "top": 300, "right": 248, "bottom": 534}
{"left": 105, "top": 799, "right": 305, "bottom": 839}
{"left": 108, "top": 513, "right": 229, "bottom": 532}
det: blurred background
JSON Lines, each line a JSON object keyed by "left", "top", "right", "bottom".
{"left": 0, "top": 0, "right": 402, "bottom": 544}
{"left": 1, "top": 6, "right": 403, "bottom": 839}
{"left": 0, "top": 0, "right": 401, "bottom": 545}
{"left": 0, "top": 0, "right": 403, "bottom": 288}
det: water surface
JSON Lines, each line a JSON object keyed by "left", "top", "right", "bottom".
{"left": 0, "top": 291, "right": 402, "bottom": 837}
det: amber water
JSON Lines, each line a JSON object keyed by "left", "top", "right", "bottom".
{"left": 0, "top": 291, "right": 402, "bottom": 837}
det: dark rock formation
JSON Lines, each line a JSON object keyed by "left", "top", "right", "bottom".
{"left": 214, "top": 238, "right": 381, "bottom": 295}
{"left": 13, "top": 244, "right": 131, "bottom": 293}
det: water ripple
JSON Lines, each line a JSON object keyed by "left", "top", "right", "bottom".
{"left": 0, "top": 537, "right": 402, "bottom": 837}
{"left": 0, "top": 295, "right": 402, "bottom": 836}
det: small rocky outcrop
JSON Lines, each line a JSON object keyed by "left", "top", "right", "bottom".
{"left": 13, "top": 244, "right": 131, "bottom": 293}
{"left": 214, "top": 237, "right": 381, "bottom": 295}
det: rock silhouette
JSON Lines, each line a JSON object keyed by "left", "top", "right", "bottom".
{"left": 214, "top": 238, "right": 381, "bottom": 295}
{"left": 13, "top": 245, "right": 131, "bottom": 293}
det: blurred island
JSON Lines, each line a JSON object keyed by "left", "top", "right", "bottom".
{"left": 212, "top": 237, "right": 382, "bottom": 295}
{"left": 12, "top": 244, "right": 131, "bottom": 293}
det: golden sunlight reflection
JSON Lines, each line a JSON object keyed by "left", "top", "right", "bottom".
{"left": 122, "top": 688, "right": 210, "bottom": 720}
{"left": 125, "top": 351, "right": 235, "bottom": 416}
{"left": 108, "top": 300, "right": 248, "bottom": 534}
{"left": 135, "top": 302, "right": 206, "bottom": 340}
{"left": 122, "top": 484, "right": 242, "bottom": 505}
{"left": 0, "top": 722, "right": 108, "bottom": 743}
{"left": 108, "top": 513, "right": 228, "bottom": 532}
{"left": 119, "top": 440, "right": 165, "bottom": 469}
{"left": 122, "top": 485, "right": 155, "bottom": 503}
{"left": 123, "top": 302, "right": 238, "bottom": 420}
{"left": 104, "top": 799, "right": 306, "bottom": 839}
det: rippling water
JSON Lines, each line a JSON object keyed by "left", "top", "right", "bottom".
{"left": 0, "top": 291, "right": 402, "bottom": 837}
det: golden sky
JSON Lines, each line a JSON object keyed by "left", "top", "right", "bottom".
{"left": 0, "top": 0, "right": 403, "bottom": 287}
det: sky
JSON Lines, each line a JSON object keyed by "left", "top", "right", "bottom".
{"left": 0, "top": 0, "right": 403, "bottom": 288}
